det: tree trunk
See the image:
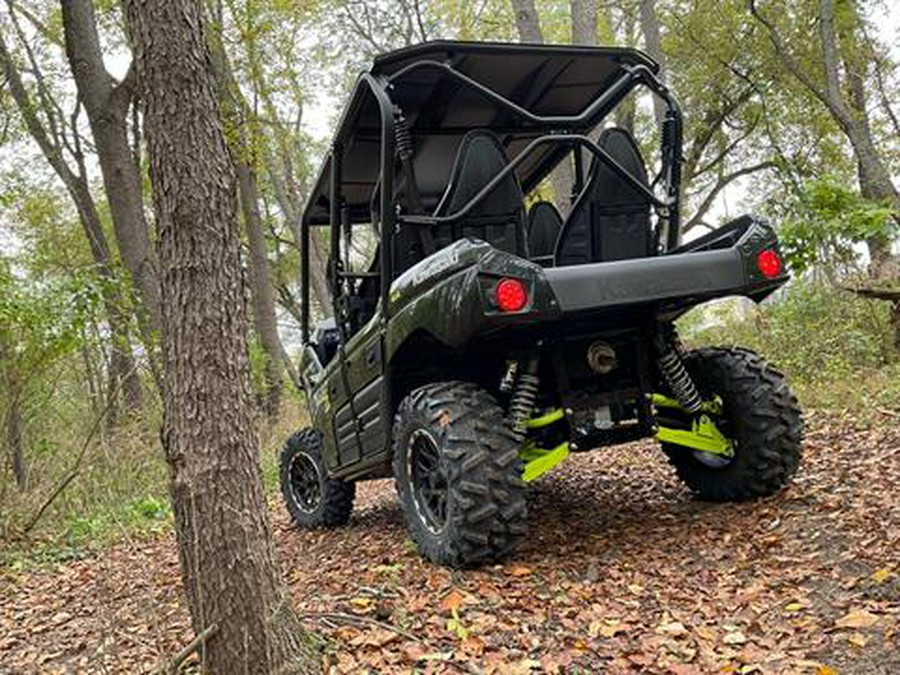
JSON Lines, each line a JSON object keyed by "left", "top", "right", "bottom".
{"left": 510, "top": 0, "right": 542, "bottom": 43}
{"left": 638, "top": 0, "right": 667, "bottom": 128}
{"left": 571, "top": 0, "right": 597, "bottom": 45}
{"left": 60, "top": 0, "right": 164, "bottom": 388}
{"left": 6, "top": 402, "right": 26, "bottom": 491}
{"left": 125, "top": 1, "right": 314, "bottom": 671}
{"left": 3, "top": 384, "right": 26, "bottom": 491}
{"left": 237, "top": 163, "right": 286, "bottom": 417}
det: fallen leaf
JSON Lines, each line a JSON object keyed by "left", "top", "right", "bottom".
{"left": 421, "top": 651, "right": 453, "bottom": 662}
{"left": 847, "top": 633, "right": 868, "bottom": 648}
{"left": 401, "top": 643, "right": 426, "bottom": 662}
{"left": 815, "top": 667, "right": 838, "bottom": 675}
{"left": 509, "top": 566, "right": 533, "bottom": 577}
{"left": 785, "top": 602, "right": 804, "bottom": 612}
{"left": 350, "top": 628, "right": 398, "bottom": 648}
{"left": 349, "top": 597, "right": 375, "bottom": 612}
{"left": 602, "top": 622, "right": 628, "bottom": 638}
{"left": 834, "top": 609, "right": 879, "bottom": 629}
{"left": 657, "top": 621, "right": 688, "bottom": 636}
{"left": 441, "top": 589, "right": 465, "bottom": 612}
{"left": 460, "top": 635, "right": 485, "bottom": 656}
{"left": 871, "top": 568, "right": 892, "bottom": 584}
{"left": 723, "top": 630, "right": 747, "bottom": 645}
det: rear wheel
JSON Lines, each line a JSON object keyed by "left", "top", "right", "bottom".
{"left": 661, "top": 347, "right": 803, "bottom": 501}
{"left": 392, "top": 381, "right": 527, "bottom": 568}
{"left": 280, "top": 428, "right": 355, "bottom": 528}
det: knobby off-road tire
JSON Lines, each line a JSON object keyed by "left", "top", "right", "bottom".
{"left": 392, "top": 381, "right": 528, "bottom": 568}
{"left": 662, "top": 347, "right": 803, "bottom": 502}
{"left": 280, "top": 428, "right": 355, "bottom": 528}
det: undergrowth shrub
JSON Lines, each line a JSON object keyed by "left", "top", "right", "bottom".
{"left": 679, "top": 280, "right": 899, "bottom": 411}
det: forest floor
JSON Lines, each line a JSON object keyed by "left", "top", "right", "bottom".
{"left": 1, "top": 410, "right": 898, "bottom": 674}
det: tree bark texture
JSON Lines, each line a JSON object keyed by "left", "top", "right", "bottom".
{"left": 571, "top": 0, "right": 596, "bottom": 45}
{"left": 510, "top": 0, "right": 542, "bottom": 43}
{"left": 124, "top": 1, "right": 314, "bottom": 672}
{"left": 61, "top": 0, "right": 164, "bottom": 382}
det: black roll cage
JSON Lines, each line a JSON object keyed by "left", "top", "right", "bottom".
{"left": 300, "top": 59, "right": 684, "bottom": 344}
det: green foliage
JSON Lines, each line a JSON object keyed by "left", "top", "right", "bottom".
{"left": 779, "top": 178, "right": 898, "bottom": 274}
{"left": 0, "top": 265, "right": 102, "bottom": 380}
{"left": 681, "top": 281, "right": 899, "bottom": 411}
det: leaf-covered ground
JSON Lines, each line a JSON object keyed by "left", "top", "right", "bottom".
{"left": 2, "top": 411, "right": 898, "bottom": 674}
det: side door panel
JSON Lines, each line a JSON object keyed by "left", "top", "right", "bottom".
{"left": 342, "top": 317, "right": 389, "bottom": 460}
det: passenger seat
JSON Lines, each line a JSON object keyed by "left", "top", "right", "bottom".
{"left": 432, "top": 129, "right": 529, "bottom": 257}
{"left": 554, "top": 128, "right": 653, "bottom": 266}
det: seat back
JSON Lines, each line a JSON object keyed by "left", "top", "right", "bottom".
{"left": 433, "top": 130, "right": 528, "bottom": 257}
{"left": 527, "top": 201, "right": 563, "bottom": 266}
{"left": 554, "top": 128, "right": 653, "bottom": 266}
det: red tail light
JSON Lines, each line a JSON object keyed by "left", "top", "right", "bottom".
{"left": 495, "top": 278, "right": 528, "bottom": 312}
{"left": 756, "top": 249, "right": 782, "bottom": 279}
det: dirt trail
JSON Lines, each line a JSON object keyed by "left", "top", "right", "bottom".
{"left": 2, "top": 412, "right": 898, "bottom": 674}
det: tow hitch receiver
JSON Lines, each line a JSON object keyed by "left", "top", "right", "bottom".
{"left": 651, "top": 394, "right": 734, "bottom": 458}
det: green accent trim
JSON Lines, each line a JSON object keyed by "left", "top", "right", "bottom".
{"left": 521, "top": 441, "right": 570, "bottom": 482}
{"left": 522, "top": 408, "right": 565, "bottom": 429}
{"left": 655, "top": 415, "right": 734, "bottom": 457}
{"left": 651, "top": 393, "right": 723, "bottom": 415}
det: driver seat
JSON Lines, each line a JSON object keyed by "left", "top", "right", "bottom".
{"left": 431, "top": 129, "right": 528, "bottom": 257}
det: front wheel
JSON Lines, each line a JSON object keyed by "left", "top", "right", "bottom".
{"left": 661, "top": 347, "right": 803, "bottom": 502}
{"left": 392, "top": 381, "right": 528, "bottom": 568}
{"left": 280, "top": 428, "right": 355, "bottom": 528}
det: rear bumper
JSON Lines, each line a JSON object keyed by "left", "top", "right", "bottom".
{"left": 543, "top": 215, "right": 786, "bottom": 313}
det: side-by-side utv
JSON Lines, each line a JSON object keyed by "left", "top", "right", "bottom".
{"left": 279, "top": 41, "right": 803, "bottom": 568}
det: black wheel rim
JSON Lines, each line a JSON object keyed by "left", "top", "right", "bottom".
{"left": 407, "top": 429, "right": 448, "bottom": 533}
{"left": 288, "top": 452, "right": 322, "bottom": 513}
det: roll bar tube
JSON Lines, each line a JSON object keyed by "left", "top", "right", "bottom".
{"left": 386, "top": 59, "right": 656, "bottom": 129}
{"left": 398, "top": 134, "right": 672, "bottom": 228}
{"left": 385, "top": 60, "right": 684, "bottom": 247}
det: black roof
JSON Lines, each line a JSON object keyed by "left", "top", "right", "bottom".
{"left": 304, "top": 41, "right": 658, "bottom": 225}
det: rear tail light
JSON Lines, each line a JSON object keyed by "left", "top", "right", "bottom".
{"left": 756, "top": 249, "right": 782, "bottom": 279}
{"left": 494, "top": 278, "right": 528, "bottom": 312}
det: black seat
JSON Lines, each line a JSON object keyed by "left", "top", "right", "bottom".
{"left": 554, "top": 128, "right": 653, "bottom": 266}
{"left": 432, "top": 130, "right": 528, "bottom": 257}
{"left": 527, "top": 201, "right": 563, "bottom": 266}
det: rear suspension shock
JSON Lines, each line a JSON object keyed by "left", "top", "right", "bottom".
{"left": 508, "top": 357, "right": 540, "bottom": 442}
{"left": 656, "top": 335, "right": 702, "bottom": 414}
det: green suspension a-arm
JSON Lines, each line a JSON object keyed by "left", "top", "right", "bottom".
{"left": 651, "top": 395, "right": 734, "bottom": 457}
{"left": 518, "top": 408, "right": 570, "bottom": 481}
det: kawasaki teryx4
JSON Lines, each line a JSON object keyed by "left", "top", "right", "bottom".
{"left": 279, "top": 41, "right": 803, "bottom": 568}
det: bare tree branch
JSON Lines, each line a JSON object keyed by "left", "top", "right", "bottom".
{"left": 684, "top": 160, "right": 777, "bottom": 232}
